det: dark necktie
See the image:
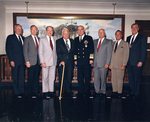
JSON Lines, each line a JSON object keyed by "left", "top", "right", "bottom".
{"left": 18, "top": 36, "right": 22, "bottom": 45}
{"left": 97, "top": 39, "right": 101, "bottom": 52}
{"left": 131, "top": 36, "right": 135, "bottom": 46}
{"left": 50, "top": 37, "right": 53, "bottom": 51}
{"left": 34, "top": 37, "right": 38, "bottom": 50}
{"left": 114, "top": 41, "right": 118, "bottom": 53}
{"left": 66, "top": 40, "right": 70, "bottom": 51}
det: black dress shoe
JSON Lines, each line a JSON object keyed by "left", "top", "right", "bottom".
{"left": 112, "top": 92, "right": 118, "bottom": 98}
{"left": 118, "top": 93, "right": 122, "bottom": 99}
{"left": 49, "top": 92, "right": 56, "bottom": 98}
{"left": 43, "top": 92, "right": 50, "bottom": 99}
{"left": 94, "top": 92, "right": 100, "bottom": 97}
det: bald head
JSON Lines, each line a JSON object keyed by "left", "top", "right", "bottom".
{"left": 98, "top": 29, "right": 106, "bottom": 39}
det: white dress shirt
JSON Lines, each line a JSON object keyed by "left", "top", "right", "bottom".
{"left": 15, "top": 33, "right": 24, "bottom": 45}
{"left": 130, "top": 33, "right": 138, "bottom": 44}
{"left": 46, "top": 35, "right": 54, "bottom": 46}
{"left": 31, "top": 35, "right": 39, "bottom": 46}
{"left": 97, "top": 37, "right": 105, "bottom": 48}
{"left": 63, "top": 38, "right": 71, "bottom": 50}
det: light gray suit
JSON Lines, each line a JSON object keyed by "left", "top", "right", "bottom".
{"left": 94, "top": 38, "right": 113, "bottom": 94}
{"left": 39, "top": 36, "right": 57, "bottom": 93}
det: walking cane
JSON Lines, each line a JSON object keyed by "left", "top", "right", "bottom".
{"left": 59, "top": 63, "right": 65, "bottom": 101}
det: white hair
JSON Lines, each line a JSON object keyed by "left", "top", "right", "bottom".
{"left": 62, "top": 28, "right": 69, "bottom": 34}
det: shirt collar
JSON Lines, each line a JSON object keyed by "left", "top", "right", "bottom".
{"left": 116, "top": 39, "right": 122, "bottom": 45}
{"left": 15, "top": 33, "right": 20, "bottom": 38}
{"left": 132, "top": 33, "right": 138, "bottom": 38}
{"left": 31, "top": 34, "right": 37, "bottom": 38}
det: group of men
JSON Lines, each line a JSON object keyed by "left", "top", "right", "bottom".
{"left": 6, "top": 23, "right": 147, "bottom": 99}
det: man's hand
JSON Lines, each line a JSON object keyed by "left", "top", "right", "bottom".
{"left": 26, "top": 62, "right": 31, "bottom": 68}
{"left": 105, "top": 64, "right": 109, "bottom": 69}
{"left": 137, "top": 62, "right": 142, "bottom": 68}
{"left": 10, "top": 61, "right": 15, "bottom": 67}
{"left": 75, "top": 61, "right": 77, "bottom": 65}
{"left": 109, "top": 65, "right": 111, "bottom": 69}
{"left": 121, "top": 65, "right": 126, "bottom": 70}
{"left": 41, "top": 62, "right": 46, "bottom": 68}
{"left": 59, "top": 61, "right": 65, "bottom": 66}
{"left": 89, "top": 60, "right": 93, "bottom": 64}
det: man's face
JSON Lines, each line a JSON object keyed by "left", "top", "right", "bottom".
{"left": 115, "top": 31, "right": 122, "bottom": 41}
{"left": 98, "top": 29, "right": 105, "bottom": 39}
{"left": 131, "top": 25, "right": 139, "bottom": 35}
{"left": 31, "top": 26, "right": 38, "bottom": 36}
{"left": 14, "top": 25, "right": 22, "bottom": 36}
{"left": 77, "top": 26, "right": 85, "bottom": 36}
{"left": 46, "top": 27, "right": 53, "bottom": 37}
{"left": 62, "top": 30, "right": 69, "bottom": 40}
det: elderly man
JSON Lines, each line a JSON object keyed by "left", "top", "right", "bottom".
{"left": 74, "top": 25, "right": 94, "bottom": 96}
{"left": 126, "top": 23, "right": 147, "bottom": 98}
{"left": 23, "top": 25, "right": 41, "bottom": 98}
{"left": 93, "top": 29, "right": 112, "bottom": 97}
{"left": 6, "top": 24, "right": 25, "bottom": 98}
{"left": 110, "top": 30, "right": 129, "bottom": 98}
{"left": 56, "top": 28, "right": 75, "bottom": 96}
{"left": 39, "top": 26, "right": 57, "bottom": 98}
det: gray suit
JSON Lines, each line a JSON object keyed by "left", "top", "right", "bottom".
{"left": 23, "top": 35, "right": 41, "bottom": 95}
{"left": 39, "top": 36, "right": 57, "bottom": 93}
{"left": 94, "top": 38, "right": 113, "bottom": 94}
{"left": 23, "top": 35, "right": 39, "bottom": 65}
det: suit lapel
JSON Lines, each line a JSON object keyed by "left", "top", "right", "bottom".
{"left": 29, "top": 35, "right": 37, "bottom": 49}
{"left": 133, "top": 34, "right": 140, "bottom": 45}
{"left": 101, "top": 38, "right": 107, "bottom": 47}
{"left": 61, "top": 38, "right": 68, "bottom": 52}
{"left": 13, "top": 34, "right": 22, "bottom": 46}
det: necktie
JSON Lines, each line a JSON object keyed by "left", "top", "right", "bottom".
{"left": 97, "top": 39, "right": 101, "bottom": 52}
{"left": 79, "top": 36, "right": 82, "bottom": 42}
{"left": 18, "top": 36, "right": 22, "bottom": 45}
{"left": 114, "top": 41, "right": 118, "bottom": 53}
{"left": 34, "top": 37, "right": 38, "bottom": 50}
{"left": 50, "top": 37, "right": 53, "bottom": 51}
{"left": 66, "top": 40, "right": 70, "bottom": 51}
{"left": 131, "top": 36, "right": 135, "bottom": 46}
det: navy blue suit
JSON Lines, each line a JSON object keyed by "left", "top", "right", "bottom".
{"left": 56, "top": 38, "right": 75, "bottom": 94}
{"left": 6, "top": 34, "right": 25, "bottom": 95}
{"left": 126, "top": 34, "right": 147, "bottom": 96}
{"left": 74, "top": 35, "right": 94, "bottom": 95}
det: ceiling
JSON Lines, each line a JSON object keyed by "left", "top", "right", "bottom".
{"left": 1, "top": 0, "right": 150, "bottom": 14}
{"left": 0, "top": 0, "right": 150, "bottom": 4}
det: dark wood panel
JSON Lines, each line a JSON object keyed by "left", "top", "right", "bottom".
{"left": 0, "top": 55, "right": 129, "bottom": 83}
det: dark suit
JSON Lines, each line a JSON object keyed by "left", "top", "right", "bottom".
{"left": 126, "top": 33, "right": 147, "bottom": 96}
{"left": 74, "top": 35, "right": 94, "bottom": 95}
{"left": 23, "top": 35, "right": 41, "bottom": 95}
{"left": 6, "top": 34, "right": 25, "bottom": 95}
{"left": 56, "top": 38, "right": 75, "bottom": 94}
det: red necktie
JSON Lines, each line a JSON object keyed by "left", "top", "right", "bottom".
{"left": 97, "top": 39, "right": 101, "bottom": 52}
{"left": 50, "top": 37, "right": 53, "bottom": 51}
{"left": 34, "top": 37, "right": 38, "bottom": 50}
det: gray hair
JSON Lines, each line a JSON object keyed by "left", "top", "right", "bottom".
{"left": 62, "top": 28, "right": 69, "bottom": 34}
